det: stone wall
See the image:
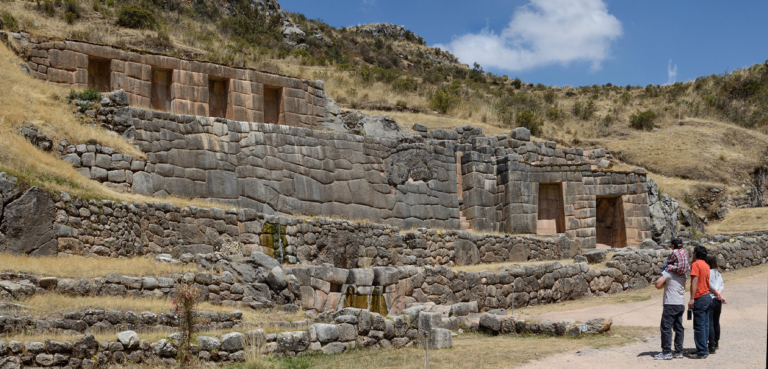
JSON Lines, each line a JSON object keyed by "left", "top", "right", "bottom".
{"left": 9, "top": 33, "right": 327, "bottom": 129}
{"left": 0, "top": 307, "right": 434, "bottom": 367}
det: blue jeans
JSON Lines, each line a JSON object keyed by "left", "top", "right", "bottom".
{"left": 693, "top": 294, "right": 711, "bottom": 355}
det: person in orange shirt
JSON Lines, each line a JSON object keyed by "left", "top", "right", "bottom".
{"left": 688, "top": 245, "right": 711, "bottom": 359}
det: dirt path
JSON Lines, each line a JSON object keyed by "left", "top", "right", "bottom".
{"left": 519, "top": 270, "right": 768, "bottom": 368}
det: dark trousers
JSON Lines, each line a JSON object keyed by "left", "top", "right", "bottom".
{"left": 660, "top": 304, "right": 684, "bottom": 354}
{"left": 709, "top": 298, "right": 722, "bottom": 349}
{"left": 693, "top": 294, "right": 712, "bottom": 355}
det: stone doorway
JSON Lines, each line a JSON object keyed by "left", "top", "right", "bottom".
{"left": 151, "top": 68, "right": 172, "bottom": 111}
{"left": 263, "top": 86, "right": 282, "bottom": 124}
{"left": 596, "top": 196, "right": 627, "bottom": 248}
{"left": 537, "top": 183, "right": 565, "bottom": 234}
{"left": 87, "top": 57, "right": 111, "bottom": 92}
{"left": 209, "top": 78, "right": 229, "bottom": 118}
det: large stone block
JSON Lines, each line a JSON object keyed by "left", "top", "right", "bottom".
{"left": 347, "top": 269, "right": 374, "bottom": 286}
{"left": 207, "top": 170, "right": 239, "bottom": 199}
{"left": 0, "top": 187, "right": 57, "bottom": 255}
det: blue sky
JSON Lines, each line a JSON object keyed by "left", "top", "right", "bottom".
{"left": 279, "top": 0, "right": 768, "bottom": 87}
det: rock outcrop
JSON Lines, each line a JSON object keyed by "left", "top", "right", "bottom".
{"left": 0, "top": 187, "right": 57, "bottom": 255}
{"left": 647, "top": 179, "right": 680, "bottom": 244}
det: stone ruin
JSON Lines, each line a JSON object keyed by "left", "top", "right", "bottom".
{"left": 7, "top": 34, "right": 653, "bottom": 250}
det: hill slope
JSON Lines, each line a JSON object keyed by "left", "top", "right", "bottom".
{"left": 1, "top": 0, "right": 767, "bottom": 227}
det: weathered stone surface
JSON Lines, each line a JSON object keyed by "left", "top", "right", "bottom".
{"left": 197, "top": 336, "right": 221, "bottom": 351}
{"left": 250, "top": 252, "right": 280, "bottom": 269}
{"left": 430, "top": 328, "right": 452, "bottom": 349}
{"left": 117, "top": 331, "right": 139, "bottom": 349}
{"left": 0, "top": 187, "right": 57, "bottom": 255}
{"left": 266, "top": 266, "right": 288, "bottom": 289}
{"left": 221, "top": 332, "right": 246, "bottom": 352}
{"left": 311, "top": 324, "right": 338, "bottom": 343}
{"left": 321, "top": 341, "right": 348, "bottom": 354}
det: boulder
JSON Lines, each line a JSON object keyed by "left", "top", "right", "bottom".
{"left": 510, "top": 127, "right": 530, "bottom": 141}
{"left": 221, "top": 332, "right": 246, "bottom": 352}
{"left": 0, "top": 187, "right": 57, "bottom": 255}
{"left": 584, "top": 318, "right": 613, "bottom": 334}
{"left": 640, "top": 239, "right": 661, "bottom": 250}
{"left": 321, "top": 342, "right": 348, "bottom": 355}
{"left": 250, "top": 252, "right": 280, "bottom": 270}
{"left": 583, "top": 249, "right": 609, "bottom": 263}
{"left": 266, "top": 266, "right": 288, "bottom": 289}
{"left": 73, "top": 334, "right": 99, "bottom": 359}
{"left": 197, "top": 336, "right": 221, "bottom": 352}
{"left": 276, "top": 331, "right": 309, "bottom": 352}
{"left": 310, "top": 324, "right": 338, "bottom": 344}
{"left": 479, "top": 312, "right": 502, "bottom": 333}
{"left": 116, "top": 331, "right": 139, "bottom": 349}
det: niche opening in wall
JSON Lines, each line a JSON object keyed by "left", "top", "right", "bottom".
{"left": 87, "top": 57, "right": 111, "bottom": 92}
{"left": 596, "top": 196, "right": 627, "bottom": 248}
{"left": 537, "top": 183, "right": 565, "bottom": 234}
{"left": 209, "top": 77, "right": 230, "bottom": 119}
{"left": 151, "top": 67, "right": 172, "bottom": 111}
{"left": 263, "top": 86, "right": 282, "bottom": 124}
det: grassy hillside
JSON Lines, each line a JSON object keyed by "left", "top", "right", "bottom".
{"left": 2, "top": 0, "right": 767, "bottom": 230}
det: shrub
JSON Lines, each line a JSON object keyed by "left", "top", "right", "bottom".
{"left": 63, "top": 0, "right": 80, "bottom": 23}
{"left": 173, "top": 283, "right": 207, "bottom": 366}
{"left": 391, "top": 76, "right": 418, "bottom": 92}
{"left": 429, "top": 83, "right": 460, "bottom": 114}
{"left": 511, "top": 77, "right": 522, "bottom": 89}
{"left": 620, "top": 91, "right": 631, "bottom": 105}
{"left": 629, "top": 110, "right": 657, "bottom": 130}
{"left": 396, "top": 100, "right": 407, "bottom": 108}
{"left": 37, "top": 0, "right": 56, "bottom": 17}
{"left": 117, "top": 4, "right": 156, "bottom": 29}
{"left": 68, "top": 87, "right": 101, "bottom": 102}
{"left": 546, "top": 107, "right": 562, "bottom": 121}
{"left": 543, "top": 89, "right": 556, "bottom": 104}
{"left": 516, "top": 111, "right": 542, "bottom": 136}
{"left": 0, "top": 11, "right": 19, "bottom": 32}
{"left": 572, "top": 100, "right": 596, "bottom": 120}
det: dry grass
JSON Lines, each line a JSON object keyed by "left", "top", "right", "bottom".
{"left": 0, "top": 41, "right": 140, "bottom": 157}
{"left": 362, "top": 109, "right": 514, "bottom": 138}
{"left": 451, "top": 259, "right": 577, "bottom": 273}
{"left": 0, "top": 254, "right": 194, "bottom": 278}
{"left": 243, "top": 327, "right": 655, "bottom": 369}
{"left": 0, "top": 41, "right": 237, "bottom": 208}
{"left": 16, "top": 293, "right": 307, "bottom": 325}
{"left": 708, "top": 207, "right": 768, "bottom": 234}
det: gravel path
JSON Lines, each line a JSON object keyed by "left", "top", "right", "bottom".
{"left": 519, "top": 270, "right": 768, "bottom": 368}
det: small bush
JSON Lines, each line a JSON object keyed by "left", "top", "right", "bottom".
{"left": 629, "top": 110, "right": 657, "bottom": 130}
{"left": 511, "top": 77, "right": 522, "bottom": 89}
{"left": 395, "top": 100, "right": 407, "bottom": 108}
{"left": 63, "top": 0, "right": 80, "bottom": 23}
{"left": 429, "top": 86, "right": 459, "bottom": 114}
{"left": 391, "top": 77, "right": 418, "bottom": 92}
{"left": 37, "top": 0, "right": 56, "bottom": 17}
{"left": 572, "top": 100, "right": 596, "bottom": 120}
{"left": 516, "top": 111, "right": 542, "bottom": 136}
{"left": 68, "top": 87, "right": 101, "bottom": 102}
{"left": 0, "top": 11, "right": 19, "bottom": 32}
{"left": 543, "top": 89, "right": 556, "bottom": 104}
{"left": 546, "top": 107, "right": 563, "bottom": 121}
{"left": 117, "top": 4, "right": 156, "bottom": 29}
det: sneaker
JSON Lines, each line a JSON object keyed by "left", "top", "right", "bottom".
{"left": 654, "top": 353, "right": 673, "bottom": 360}
{"left": 673, "top": 352, "right": 684, "bottom": 359}
{"left": 689, "top": 353, "right": 709, "bottom": 359}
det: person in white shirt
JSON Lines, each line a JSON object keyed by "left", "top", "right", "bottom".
{"left": 706, "top": 254, "right": 726, "bottom": 353}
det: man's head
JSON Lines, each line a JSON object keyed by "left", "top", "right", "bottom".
{"left": 671, "top": 237, "right": 683, "bottom": 249}
{"left": 693, "top": 245, "right": 707, "bottom": 261}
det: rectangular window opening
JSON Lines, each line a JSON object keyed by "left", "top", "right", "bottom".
{"left": 537, "top": 183, "right": 565, "bottom": 234}
{"left": 263, "top": 86, "right": 282, "bottom": 124}
{"left": 209, "top": 77, "right": 230, "bottom": 119}
{"left": 151, "top": 68, "right": 172, "bottom": 111}
{"left": 596, "top": 196, "right": 627, "bottom": 248}
{"left": 87, "top": 57, "right": 111, "bottom": 93}
{"left": 330, "top": 283, "right": 342, "bottom": 293}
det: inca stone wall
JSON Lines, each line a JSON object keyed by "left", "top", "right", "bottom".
{"left": 13, "top": 34, "right": 327, "bottom": 129}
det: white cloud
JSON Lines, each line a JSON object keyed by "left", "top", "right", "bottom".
{"left": 667, "top": 59, "right": 678, "bottom": 85}
{"left": 435, "top": 0, "right": 622, "bottom": 72}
